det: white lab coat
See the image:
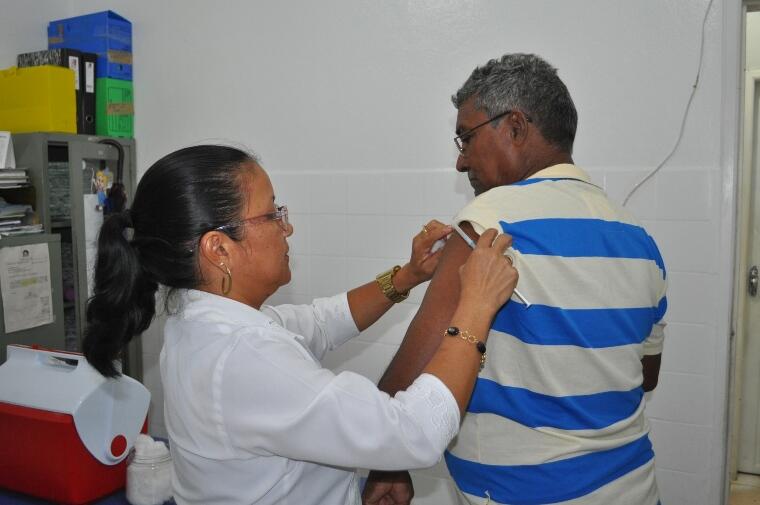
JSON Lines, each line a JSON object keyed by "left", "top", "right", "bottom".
{"left": 160, "top": 289, "right": 459, "bottom": 505}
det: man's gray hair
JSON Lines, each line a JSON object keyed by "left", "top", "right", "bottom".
{"left": 452, "top": 54, "right": 577, "bottom": 153}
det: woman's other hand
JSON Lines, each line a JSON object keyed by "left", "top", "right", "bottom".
{"left": 458, "top": 228, "right": 518, "bottom": 317}
{"left": 393, "top": 220, "right": 452, "bottom": 292}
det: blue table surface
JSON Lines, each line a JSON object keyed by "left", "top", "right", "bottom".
{"left": 0, "top": 488, "right": 125, "bottom": 504}
{"left": 0, "top": 488, "right": 175, "bottom": 505}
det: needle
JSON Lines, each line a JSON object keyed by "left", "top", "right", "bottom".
{"left": 452, "top": 222, "right": 531, "bottom": 308}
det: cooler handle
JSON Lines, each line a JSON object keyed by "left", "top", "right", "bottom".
{"left": 7, "top": 345, "right": 89, "bottom": 373}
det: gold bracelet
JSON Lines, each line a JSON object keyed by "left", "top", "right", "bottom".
{"left": 445, "top": 326, "right": 487, "bottom": 369}
{"left": 375, "top": 265, "right": 409, "bottom": 303}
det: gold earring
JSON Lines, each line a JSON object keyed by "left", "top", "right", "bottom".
{"left": 220, "top": 263, "right": 232, "bottom": 295}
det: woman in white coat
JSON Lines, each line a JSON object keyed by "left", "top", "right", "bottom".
{"left": 83, "top": 145, "right": 517, "bottom": 505}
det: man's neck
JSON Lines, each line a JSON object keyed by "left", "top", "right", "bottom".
{"left": 519, "top": 151, "right": 573, "bottom": 181}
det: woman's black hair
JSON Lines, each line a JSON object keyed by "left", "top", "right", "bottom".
{"left": 83, "top": 145, "right": 255, "bottom": 377}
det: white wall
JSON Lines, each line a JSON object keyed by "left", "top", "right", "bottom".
{"left": 2, "top": 1, "right": 740, "bottom": 504}
{"left": 0, "top": 1, "right": 68, "bottom": 67}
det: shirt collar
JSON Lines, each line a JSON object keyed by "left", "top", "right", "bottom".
{"left": 525, "top": 163, "right": 592, "bottom": 183}
{"left": 179, "top": 289, "right": 276, "bottom": 328}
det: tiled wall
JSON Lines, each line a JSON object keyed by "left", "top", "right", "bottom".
{"left": 141, "top": 163, "right": 721, "bottom": 504}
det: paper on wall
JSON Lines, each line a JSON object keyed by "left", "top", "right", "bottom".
{"left": 0, "top": 132, "right": 16, "bottom": 169}
{"left": 0, "top": 243, "right": 53, "bottom": 333}
{"left": 83, "top": 194, "right": 103, "bottom": 298}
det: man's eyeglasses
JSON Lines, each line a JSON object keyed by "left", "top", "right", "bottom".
{"left": 215, "top": 205, "right": 289, "bottom": 232}
{"left": 454, "top": 110, "right": 532, "bottom": 154}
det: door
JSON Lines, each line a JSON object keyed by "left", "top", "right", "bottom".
{"left": 739, "top": 74, "right": 760, "bottom": 474}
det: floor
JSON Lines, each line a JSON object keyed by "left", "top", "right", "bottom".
{"left": 731, "top": 473, "right": 760, "bottom": 505}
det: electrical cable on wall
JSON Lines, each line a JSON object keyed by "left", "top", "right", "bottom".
{"left": 623, "top": 0, "right": 715, "bottom": 206}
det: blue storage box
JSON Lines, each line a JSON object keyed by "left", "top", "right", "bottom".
{"left": 48, "top": 10, "right": 132, "bottom": 81}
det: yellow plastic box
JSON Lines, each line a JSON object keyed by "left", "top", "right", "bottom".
{"left": 0, "top": 66, "right": 76, "bottom": 134}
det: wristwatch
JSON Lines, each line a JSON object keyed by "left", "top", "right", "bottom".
{"left": 376, "top": 265, "right": 409, "bottom": 303}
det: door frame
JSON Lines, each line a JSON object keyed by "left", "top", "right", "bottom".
{"left": 729, "top": 0, "right": 760, "bottom": 487}
{"left": 729, "top": 68, "right": 760, "bottom": 480}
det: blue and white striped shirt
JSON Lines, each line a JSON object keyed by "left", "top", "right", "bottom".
{"left": 448, "top": 164, "right": 666, "bottom": 505}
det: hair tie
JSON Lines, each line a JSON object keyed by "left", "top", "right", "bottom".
{"left": 123, "top": 227, "right": 135, "bottom": 242}
{"left": 122, "top": 209, "right": 135, "bottom": 242}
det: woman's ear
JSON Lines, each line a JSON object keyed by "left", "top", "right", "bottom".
{"left": 198, "top": 230, "right": 231, "bottom": 268}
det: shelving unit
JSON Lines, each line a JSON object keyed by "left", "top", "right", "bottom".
{"left": 11, "top": 133, "right": 141, "bottom": 379}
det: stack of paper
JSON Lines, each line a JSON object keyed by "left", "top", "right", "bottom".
{"left": 0, "top": 167, "right": 31, "bottom": 189}
{"left": 0, "top": 133, "right": 42, "bottom": 236}
{"left": 0, "top": 198, "right": 42, "bottom": 237}
{"left": 0, "top": 131, "right": 30, "bottom": 187}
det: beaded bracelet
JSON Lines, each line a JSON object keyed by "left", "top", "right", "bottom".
{"left": 445, "top": 326, "right": 486, "bottom": 369}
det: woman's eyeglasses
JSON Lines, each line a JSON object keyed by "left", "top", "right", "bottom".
{"left": 215, "top": 205, "right": 289, "bottom": 232}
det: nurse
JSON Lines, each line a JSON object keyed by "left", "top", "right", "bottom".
{"left": 83, "top": 145, "right": 518, "bottom": 505}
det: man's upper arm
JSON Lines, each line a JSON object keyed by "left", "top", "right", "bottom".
{"left": 376, "top": 225, "right": 476, "bottom": 395}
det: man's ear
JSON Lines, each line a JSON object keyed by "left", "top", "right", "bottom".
{"left": 198, "top": 230, "right": 231, "bottom": 268}
{"left": 505, "top": 111, "right": 530, "bottom": 145}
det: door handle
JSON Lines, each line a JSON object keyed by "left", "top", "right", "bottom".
{"left": 750, "top": 265, "right": 758, "bottom": 297}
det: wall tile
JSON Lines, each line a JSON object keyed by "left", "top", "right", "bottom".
{"left": 660, "top": 322, "right": 716, "bottom": 376}
{"left": 384, "top": 172, "right": 427, "bottom": 216}
{"left": 310, "top": 256, "right": 348, "bottom": 298}
{"left": 665, "top": 272, "right": 718, "bottom": 325}
{"left": 423, "top": 170, "right": 472, "bottom": 219}
{"left": 309, "top": 214, "right": 347, "bottom": 256}
{"left": 643, "top": 218, "right": 719, "bottom": 274}
{"left": 278, "top": 253, "right": 311, "bottom": 296}
{"left": 656, "top": 169, "right": 713, "bottom": 221}
{"left": 406, "top": 280, "right": 429, "bottom": 305}
{"left": 346, "top": 173, "right": 386, "bottom": 215}
{"left": 343, "top": 257, "right": 395, "bottom": 297}
{"left": 603, "top": 169, "right": 658, "bottom": 220}
{"left": 345, "top": 215, "right": 387, "bottom": 258}
{"left": 144, "top": 166, "right": 727, "bottom": 505}
{"left": 408, "top": 473, "right": 460, "bottom": 505}
{"left": 142, "top": 351, "right": 165, "bottom": 435}
{"left": 287, "top": 212, "right": 311, "bottom": 256}
{"left": 266, "top": 293, "right": 312, "bottom": 307}
{"left": 412, "top": 458, "right": 453, "bottom": 480}
{"left": 149, "top": 421, "right": 168, "bottom": 440}
{"left": 356, "top": 302, "right": 418, "bottom": 347}
{"left": 142, "top": 352, "right": 161, "bottom": 393}
{"left": 322, "top": 340, "right": 398, "bottom": 383}
{"left": 646, "top": 372, "right": 714, "bottom": 426}
{"left": 310, "top": 173, "right": 347, "bottom": 214}
{"left": 270, "top": 172, "right": 312, "bottom": 214}
{"left": 381, "top": 216, "right": 428, "bottom": 259}
{"left": 141, "top": 315, "right": 166, "bottom": 356}
{"left": 583, "top": 168, "right": 605, "bottom": 188}
{"left": 649, "top": 419, "right": 711, "bottom": 474}
{"left": 656, "top": 468, "right": 710, "bottom": 505}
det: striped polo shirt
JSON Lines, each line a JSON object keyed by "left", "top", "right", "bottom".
{"left": 447, "top": 164, "right": 667, "bottom": 505}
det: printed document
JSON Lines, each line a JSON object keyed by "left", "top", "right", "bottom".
{"left": 0, "top": 243, "right": 53, "bottom": 332}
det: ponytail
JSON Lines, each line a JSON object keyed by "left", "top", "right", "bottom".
{"left": 83, "top": 144, "right": 255, "bottom": 377}
{"left": 83, "top": 209, "right": 158, "bottom": 377}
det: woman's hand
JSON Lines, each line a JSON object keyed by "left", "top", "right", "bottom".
{"left": 458, "top": 228, "right": 518, "bottom": 318}
{"left": 393, "top": 220, "right": 452, "bottom": 292}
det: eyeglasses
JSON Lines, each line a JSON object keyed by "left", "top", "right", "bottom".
{"left": 215, "top": 205, "right": 289, "bottom": 232}
{"left": 454, "top": 110, "right": 532, "bottom": 154}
